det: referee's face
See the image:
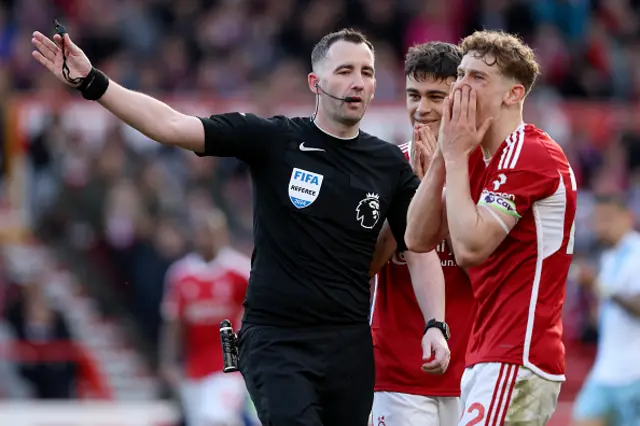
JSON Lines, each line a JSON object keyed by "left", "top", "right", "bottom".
{"left": 315, "top": 41, "right": 376, "bottom": 126}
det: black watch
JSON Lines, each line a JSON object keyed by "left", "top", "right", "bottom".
{"left": 423, "top": 319, "right": 450, "bottom": 341}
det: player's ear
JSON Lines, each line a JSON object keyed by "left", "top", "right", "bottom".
{"left": 308, "top": 73, "right": 321, "bottom": 95}
{"left": 504, "top": 82, "right": 525, "bottom": 106}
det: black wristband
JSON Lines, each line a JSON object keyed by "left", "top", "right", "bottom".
{"left": 77, "top": 67, "right": 109, "bottom": 101}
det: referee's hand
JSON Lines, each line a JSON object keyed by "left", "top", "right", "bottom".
{"left": 421, "top": 328, "right": 450, "bottom": 375}
{"left": 31, "top": 31, "right": 92, "bottom": 87}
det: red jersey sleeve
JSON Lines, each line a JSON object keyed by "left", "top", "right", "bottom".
{"left": 478, "top": 128, "right": 558, "bottom": 221}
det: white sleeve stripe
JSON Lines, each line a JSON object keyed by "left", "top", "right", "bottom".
{"left": 498, "top": 124, "right": 526, "bottom": 170}
{"left": 567, "top": 165, "right": 577, "bottom": 191}
{"left": 508, "top": 127, "right": 525, "bottom": 169}
{"left": 497, "top": 134, "right": 514, "bottom": 170}
{"left": 399, "top": 140, "right": 412, "bottom": 159}
{"left": 480, "top": 204, "right": 511, "bottom": 234}
{"left": 502, "top": 134, "right": 516, "bottom": 170}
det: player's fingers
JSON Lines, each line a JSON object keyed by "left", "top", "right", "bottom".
{"left": 63, "top": 33, "right": 82, "bottom": 55}
{"left": 32, "top": 34, "right": 59, "bottom": 61}
{"left": 414, "top": 141, "right": 427, "bottom": 179}
{"left": 35, "top": 31, "right": 61, "bottom": 56}
{"left": 410, "top": 148, "right": 421, "bottom": 178}
{"left": 461, "top": 85, "right": 471, "bottom": 122}
{"left": 418, "top": 139, "right": 430, "bottom": 158}
{"left": 442, "top": 97, "right": 451, "bottom": 127}
{"left": 434, "top": 344, "right": 450, "bottom": 368}
{"left": 52, "top": 33, "right": 65, "bottom": 52}
{"left": 451, "top": 88, "right": 462, "bottom": 123}
{"left": 417, "top": 126, "right": 428, "bottom": 146}
{"left": 422, "top": 345, "right": 449, "bottom": 374}
{"left": 423, "top": 126, "right": 437, "bottom": 151}
{"left": 421, "top": 360, "right": 445, "bottom": 374}
{"left": 32, "top": 51, "right": 55, "bottom": 73}
{"left": 412, "top": 139, "right": 422, "bottom": 159}
{"left": 410, "top": 129, "right": 419, "bottom": 160}
{"left": 417, "top": 141, "right": 431, "bottom": 168}
{"left": 412, "top": 127, "right": 419, "bottom": 146}
{"left": 469, "top": 88, "right": 478, "bottom": 127}
{"left": 32, "top": 31, "right": 59, "bottom": 53}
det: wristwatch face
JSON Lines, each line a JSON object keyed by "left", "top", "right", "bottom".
{"left": 426, "top": 320, "right": 451, "bottom": 340}
{"left": 443, "top": 323, "right": 451, "bottom": 340}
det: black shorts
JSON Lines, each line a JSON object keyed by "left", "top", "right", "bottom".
{"left": 238, "top": 323, "right": 374, "bottom": 426}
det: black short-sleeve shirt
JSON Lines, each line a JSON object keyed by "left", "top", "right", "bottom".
{"left": 198, "top": 113, "right": 419, "bottom": 326}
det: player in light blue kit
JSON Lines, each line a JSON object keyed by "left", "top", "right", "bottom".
{"left": 573, "top": 194, "right": 640, "bottom": 426}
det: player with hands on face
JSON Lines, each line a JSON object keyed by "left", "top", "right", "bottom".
{"left": 406, "top": 31, "right": 577, "bottom": 425}
{"left": 410, "top": 124, "right": 438, "bottom": 180}
{"left": 370, "top": 42, "right": 475, "bottom": 426}
{"left": 438, "top": 84, "right": 493, "bottom": 160}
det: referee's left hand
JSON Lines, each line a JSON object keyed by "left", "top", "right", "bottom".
{"left": 421, "top": 328, "right": 450, "bottom": 375}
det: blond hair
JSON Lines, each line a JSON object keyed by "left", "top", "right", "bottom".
{"left": 460, "top": 30, "right": 540, "bottom": 95}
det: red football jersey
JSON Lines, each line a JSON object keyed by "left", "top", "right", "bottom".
{"left": 371, "top": 142, "right": 476, "bottom": 396}
{"left": 466, "top": 123, "right": 577, "bottom": 381}
{"left": 162, "top": 248, "right": 250, "bottom": 379}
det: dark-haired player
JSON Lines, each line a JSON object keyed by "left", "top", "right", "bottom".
{"left": 370, "top": 42, "right": 474, "bottom": 425}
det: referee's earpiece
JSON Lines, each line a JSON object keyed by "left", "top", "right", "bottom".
{"left": 311, "top": 81, "right": 320, "bottom": 121}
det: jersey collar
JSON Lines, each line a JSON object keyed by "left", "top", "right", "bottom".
{"left": 312, "top": 120, "right": 360, "bottom": 141}
{"left": 486, "top": 122, "right": 526, "bottom": 165}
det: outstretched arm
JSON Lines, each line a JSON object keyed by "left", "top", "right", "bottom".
{"left": 32, "top": 31, "right": 206, "bottom": 152}
{"left": 98, "top": 82, "right": 205, "bottom": 152}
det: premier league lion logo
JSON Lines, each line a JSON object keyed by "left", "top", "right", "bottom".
{"left": 356, "top": 192, "right": 380, "bottom": 229}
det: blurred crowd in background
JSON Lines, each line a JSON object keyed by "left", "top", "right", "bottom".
{"left": 0, "top": 0, "right": 640, "bottom": 402}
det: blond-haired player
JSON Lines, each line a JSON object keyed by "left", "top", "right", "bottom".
{"left": 406, "top": 30, "right": 578, "bottom": 425}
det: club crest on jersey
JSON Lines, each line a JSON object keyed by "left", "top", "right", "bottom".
{"left": 288, "top": 168, "right": 324, "bottom": 209}
{"left": 356, "top": 192, "right": 380, "bottom": 229}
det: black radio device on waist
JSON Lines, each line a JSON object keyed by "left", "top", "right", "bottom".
{"left": 220, "top": 319, "right": 240, "bottom": 373}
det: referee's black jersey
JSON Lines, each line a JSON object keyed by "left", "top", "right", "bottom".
{"left": 197, "top": 112, "right": 419, "bottom": 327}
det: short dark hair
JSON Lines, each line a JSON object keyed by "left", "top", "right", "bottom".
{"left": 311, "top": 28, "right": 374, "bottom": 70}
{"left": 404, "top": 41, "right": 462, "bottom": 82}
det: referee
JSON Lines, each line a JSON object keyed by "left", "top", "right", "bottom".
{"left": 31, "top": 27, "right": 450, "bottom": 425}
